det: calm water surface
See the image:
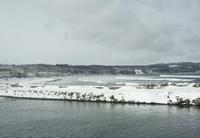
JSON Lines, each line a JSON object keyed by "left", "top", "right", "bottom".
{"left": 0, "top": 97, "right": 200, "bottom": 138}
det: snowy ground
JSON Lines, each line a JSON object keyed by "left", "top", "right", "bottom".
{"left": 0, "top": 76, "right": 200, "bottom": 105}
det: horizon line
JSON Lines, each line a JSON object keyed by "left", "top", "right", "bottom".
{"left": 0, "top": 61, "right": 199, "bottom": 67}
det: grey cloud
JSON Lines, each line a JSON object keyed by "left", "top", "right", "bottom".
{"left": 0, "top": 0, "right": 200, "bottom": 65}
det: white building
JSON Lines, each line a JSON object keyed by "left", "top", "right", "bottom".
{"left": 0, "top": 70, "right": 10, "bottom": 78}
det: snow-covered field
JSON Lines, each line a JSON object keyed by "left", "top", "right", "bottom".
{"left": 0, "top": 76, "right": 200, "bottom": 106}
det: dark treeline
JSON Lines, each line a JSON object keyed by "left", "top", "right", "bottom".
{"left": 0, "top": 62, "right": 200, "bottom": 78}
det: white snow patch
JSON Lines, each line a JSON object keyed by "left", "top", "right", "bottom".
{"left": 135, "top": 69, "right": 144, "bottom": 75}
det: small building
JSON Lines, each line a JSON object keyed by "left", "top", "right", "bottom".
{"left": 0, "top": 69, "right": 10, "bottom": 78}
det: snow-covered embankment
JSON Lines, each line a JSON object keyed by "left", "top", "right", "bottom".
{"left": 0, "top": 80, "right": 200, "bottom": 106}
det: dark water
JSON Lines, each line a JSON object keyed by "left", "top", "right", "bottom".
{"left": 0, "top": 97, "right": 200, "bottom": 138}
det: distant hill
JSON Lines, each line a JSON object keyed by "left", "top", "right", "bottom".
{"left": 0, "top": 62, "right": 200, "bottom": 78}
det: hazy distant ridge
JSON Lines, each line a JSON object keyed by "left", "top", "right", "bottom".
{"left": 0, "top": 62, "right": 200, "bottom": 78}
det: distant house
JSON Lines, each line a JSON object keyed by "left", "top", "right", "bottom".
{"left": 0, "top": 69, "right": 10, "bottom": 78}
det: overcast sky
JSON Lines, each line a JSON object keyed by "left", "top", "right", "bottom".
{"left": 0, "top": 0, "right": 200, "bottom": 65}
